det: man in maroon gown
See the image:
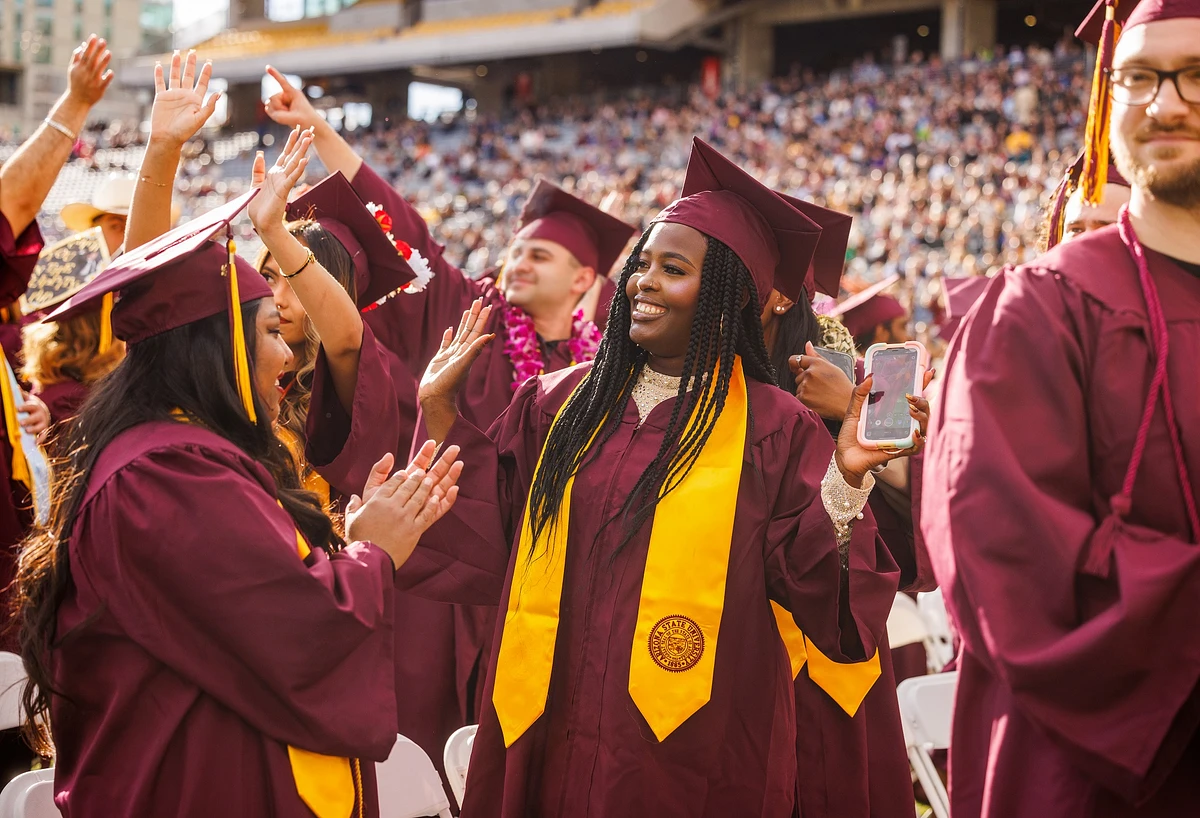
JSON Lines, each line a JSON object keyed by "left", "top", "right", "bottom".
{"left": 922, "top": 1, "right": 1200, "bottom": 814}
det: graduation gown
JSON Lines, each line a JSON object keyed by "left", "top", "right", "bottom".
{"left": 305, "top": 324, "right": 464, "bottom": 776}
{"left": 397, "top": 364, "right": 900, "bottom": 818}
{"left": 50, "top": 420, "right": 398, "bottom": 817}
{"left": 921, "top": 225, "right": 1200, "bottom": 817}
{"left": 36, "top": 378, "right": 90, "bottom": 425}
{"left": 349, "top": 163, "right": 599, "bottom": 744}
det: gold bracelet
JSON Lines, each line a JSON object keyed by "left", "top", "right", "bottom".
{"left": 43, "top": 118, "right": 77, "bottom": 142}
{"left": 139, "top": 175, "right": 170, "bottom": 188}
{"left": 283, "top": 250, "right": 315, "bottom": 279}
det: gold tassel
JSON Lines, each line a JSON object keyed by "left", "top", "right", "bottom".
{"left": 1082, "top": 0, "right": 1119, "bottom": 205}
{"left": 225, "top": 234, "right": 258, "bottom": 423}
{"left": 97, "top": 292, "right": 114, "bottom": 355}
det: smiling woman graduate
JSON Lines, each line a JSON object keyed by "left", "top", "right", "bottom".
{"left": 406, "top": 138, "right": 901, "bottom": 818}
{"left": 10, "top": 191, "right": 459, "bottom": 818}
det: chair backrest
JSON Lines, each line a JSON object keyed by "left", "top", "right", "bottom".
{"left": 13, "top": 780, "right": 60, "bottom": 818}
{"left": 886, "top": 593, "right": 929, "bottom": 649}
{"left": 375, "top": 735, "right": 452, "bottom": 818}
{"left": 896, "top": 671, "right": 957, "bottom": 751}
{"left": 442, "top": 725, "right": 478, "bottom": 809}
{"left": 0, "top": 769, "right": 56, "bottom": 818}
{"left": 0, "top": 653, "right": 28, "bottom": 732}
{"left": 917, "top": 589, "right": 956, "bottom": 671}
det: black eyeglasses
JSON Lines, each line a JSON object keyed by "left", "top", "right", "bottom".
{"left": 1110, "top": 66, "right": 1200, "bottom": 106}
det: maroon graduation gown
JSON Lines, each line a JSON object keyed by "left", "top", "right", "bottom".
{"left": 305, "top": 324, "right": 464, "bottom": 781}
{"left": 350, "top": 163, "right": 590, "bottom": 743}
{"left": 36, "top": 378, "right": 90, "bottom": 425}
{"left": 0, "top": 213, "right": 40, "bottom": 308}
{"left": 50, "top": 420, "right": 398, "bottom": 817}
{"left": 921, "top": 225, "right": 1200, "bottom": 817}
{"left": 397, "top": 364, "right": 900, "bottom": 818}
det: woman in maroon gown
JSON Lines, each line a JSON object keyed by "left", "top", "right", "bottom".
{"left": 11, "top": 188, "right": 459, "bottom": 817}
{"left": 404, "top": 138, "right": 902, "bottom": 817}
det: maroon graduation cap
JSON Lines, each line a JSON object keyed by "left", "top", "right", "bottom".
{"left": 828, "top": 274, "right": 905, "bottom": 339}
{"left": 777, "top": 193, "right": 852, "bottom": 299}
{"left": 285, "top": 170, "right": 416, "bottom": 307}
{"left": 50, "top": 190, "right": 271, "bottom": 420}
{"left": 651, "top": 138, "right": 823, "bottom": 308}
{"left": 515, "top": 178, "right": 637, "bottom": 276}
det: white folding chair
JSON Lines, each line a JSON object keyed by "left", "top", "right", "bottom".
{"left": 12, "top": 780, "right": 59, "bottom": 818}
{"left": 442, "top": 725, "right": 478, "bottom": 809}
{"left": 917, "top": 589, "right": 956, "bottom": 672}
{"left": 887, "top": 593, "right": 929, "bottom": 649}
{"left": 375, "top": 735, "right": 452, "bottom": 818}
{"left": 0, "top": 653, "right": 28, "bottom": 732}
{"left": 897, "top": 671, "right": 957, "bottom": 818}
{"left": 0, "top": 769, "right": 55, "bottom": 818}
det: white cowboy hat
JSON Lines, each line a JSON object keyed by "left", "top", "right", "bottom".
{"left": 60, "top": 174, "right": 182, "bottom": 233}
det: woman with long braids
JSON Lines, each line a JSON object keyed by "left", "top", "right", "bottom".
{"left": 11, "top": 171, "right": 460, "bottom": 814}
{"left": 406, "top": 138, "right": 902, "bottom": 817}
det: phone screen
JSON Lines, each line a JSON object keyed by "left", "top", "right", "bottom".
{"left": 865, "top": 347, "right": 918, "bottom": 441}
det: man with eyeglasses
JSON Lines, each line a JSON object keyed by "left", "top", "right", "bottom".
{"left": 921, "top": 0, "right": 1200, "bottom": 815}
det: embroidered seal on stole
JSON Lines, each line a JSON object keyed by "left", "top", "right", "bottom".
{"left": 648, "top": 615, "right": 705, "bottom": 672}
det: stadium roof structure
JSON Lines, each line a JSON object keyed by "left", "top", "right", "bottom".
{"left": 118, "top": 0, "right": 716, "bottom": 85}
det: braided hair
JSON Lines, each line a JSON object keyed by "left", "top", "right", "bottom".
{"left": 526, "top": 229, "right": 777, "bottom": 557}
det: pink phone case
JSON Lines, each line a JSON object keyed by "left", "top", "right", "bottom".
{"left": 857, "top": 341, "right": 929, "bottom": 451}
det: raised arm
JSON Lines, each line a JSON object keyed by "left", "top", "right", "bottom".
{"left": 0, "top": 35, "right": 112, "bottom": 236}
{"left": 248, "top": 128, "right": 363, "bottom": 415}
{"left": 264, "top": 65, "right": 362, "bottom": 182}
{"left": 125, "top": 50, "right": 220, "bottom": 251}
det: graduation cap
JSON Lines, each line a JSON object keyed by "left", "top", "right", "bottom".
{"left": 50, "top": 190, "right": 272, "bottom": 422}
{"left": 651, "top": 138, "right": 823, "bottom": 308}
{"left": 284, "top": 170, "right": 417, "bottom": 307}
{"left": 940, "top": 276, "right": 990, "bottom": 339}
{"left": 515, "top": 178, "right": 637, "bottom": 276}
{"left": 827, "top": 274, "right": 905, "bottom": 339}
{"left": 1046, "top": 152, "right": 1131, "bottom": 249}
{"left": 24, "top": 227, "right": 111, "bottom": 314}
{"left": 1074, "top": 0, "right": 1200, "bottom": 204}
{"left": 777, "top": 193, "right": 852, "bottom": 298}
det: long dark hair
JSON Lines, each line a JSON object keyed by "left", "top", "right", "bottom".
{"left": 525, "top": 230, "right": 776, "bottom": 556}
{"left": 767, "top": 290, "right": 823, "bottom": 394}
{"left": 12, "top": 298, "right": 341, "bottom": 756}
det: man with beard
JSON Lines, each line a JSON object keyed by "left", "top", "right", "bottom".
{"left": 921, "top": 0, "right": 1200, "bottom": 815}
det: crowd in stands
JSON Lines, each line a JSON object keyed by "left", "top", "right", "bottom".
{"left": 8, "top": 40, "right": 1092, "bottom": 351}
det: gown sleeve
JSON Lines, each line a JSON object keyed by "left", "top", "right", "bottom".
{"left": 762, "top": 408, "right": 901, "bottom": 665}
{"left": 0, "top": 212, "right": 42, "bottom": 307}
{"left": 921, "top": 267, "right": 1200, "bottom": 802}
{"left": 305, "top": 324, "right": 406, "bottom": 499}
{"left": 71, "top": 441, "right": 399, "bottom": 761}
{"left": 349, "top": 162, "right": 484, "bottom": 369}
{"left": 394, "top": 376, "right": 549, "bottom": 605}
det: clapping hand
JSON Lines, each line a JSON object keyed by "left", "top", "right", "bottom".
{"left": 150, "top": 50, "right": 220, "bottom": 149}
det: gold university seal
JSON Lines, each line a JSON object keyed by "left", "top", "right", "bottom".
{"left": 648, "top": 615, "right": 704, "bottom": 672}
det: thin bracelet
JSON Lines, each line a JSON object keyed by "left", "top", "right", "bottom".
{"left": 43, "top": 118, "right": 77, "bottom": 142}
{"left": 283, "top": 250, "right": 315, "bottom": 279}
{"left": 139, "top": 175, "right": 170, "bottom": 188}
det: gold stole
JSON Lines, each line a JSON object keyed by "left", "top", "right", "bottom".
{"left": 492, "top": 358, "right": 750, "bottom": 745}
{"left": 771, "top": 602, "right": 881, "bottom": 717}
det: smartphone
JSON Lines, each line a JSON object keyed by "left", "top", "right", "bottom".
{"left": 858, "top": 342, "right": 929, "bottom": 450}
{"left": 814, "top": 347, "right": 856, "bottom": 384}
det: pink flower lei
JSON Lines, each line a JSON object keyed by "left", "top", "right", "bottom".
{"left": 502, "top": 303, "right": 602, "bottom": 391}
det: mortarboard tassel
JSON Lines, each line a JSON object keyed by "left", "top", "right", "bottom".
{"left": 225, "top": 230, "right": 258, "bottom": 424}
{"left": 97, "top": 292, "right": 114, "bottom": 355}
{"left": 1082, "top": 0, "right": 1119, "bottom": 205}
{"left": 1046, "top": 153, "right": 1085, "bottom": 249}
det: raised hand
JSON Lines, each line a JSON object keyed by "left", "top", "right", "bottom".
{"left": 66, "top": 35, "right": 114, "bottom": 107}
{"left": 247, "top": 127, "right": 313, "bottom": 233}
{"left": 419, "top": 299, "right": 495, "bottom": 407}
{"left": 264, "top": 65, "right": 321, "bottom": 130}
{"left": 150, "top": 50, "right": 220, "bottom": 149}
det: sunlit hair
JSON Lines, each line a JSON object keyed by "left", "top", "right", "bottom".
{"left": 21, "top": 310, "right": 126, "bottom": 389}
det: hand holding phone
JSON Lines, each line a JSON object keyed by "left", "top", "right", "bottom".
{"left": 857, "top": 341, "right": 929, "bottom": 451}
